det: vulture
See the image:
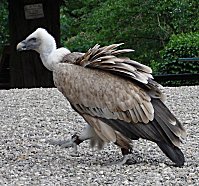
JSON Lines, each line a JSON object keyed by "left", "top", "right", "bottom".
{"left": 17, "top": 28, "right": 186, "bottom": 167}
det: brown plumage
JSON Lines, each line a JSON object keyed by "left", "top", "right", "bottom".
{"left": 17, "top": 28, "right": 186, "bottom": 166}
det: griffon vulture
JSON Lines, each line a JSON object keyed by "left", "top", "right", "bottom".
{"left": 17, "top": 28, "right": 186, "bottom": 166}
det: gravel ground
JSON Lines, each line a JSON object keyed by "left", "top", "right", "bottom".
{"left": 0, "top": 86, "right": 198, "bottom": 185}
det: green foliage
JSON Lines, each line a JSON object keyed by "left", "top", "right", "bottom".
{"left": 0, "top": 1, "right": 8, "bottom": 53}
{"left": 61, "top": 0, "right": 198, "bottom": 68}
{"left": 159, "top": 32, "right": 199, "bottom": 74}
{"left": 61, "top": 0, "right": 169, "bottom": 65}
{"left": 152, "top": 0, "right": 199, "bottom": 34}
{"left": 60, "top": 0, "right": 106, "bottom": 47}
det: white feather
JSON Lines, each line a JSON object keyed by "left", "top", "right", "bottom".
{"left": 26, "top": 28, "right": 71, "bottom": 71}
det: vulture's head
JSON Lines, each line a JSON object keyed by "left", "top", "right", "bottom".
{"left": 17, "top": 28, "right": 70, "bottom": 71}
{"left": 17, "top": 28, "right": 56, "bottom": 54}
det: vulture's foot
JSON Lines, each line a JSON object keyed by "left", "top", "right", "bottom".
{"left": 108, "top": 148, "right": 137, "bottom": 165}
{"left": 120, "top": 148, "right": 137, "bottom": 165}
{"left": 47, "top": 125, "right": 94, "bottom": 155}
{"left": 116, "top": 154, "right": 136, "bottom": 165}
{"left": 108, "top": 154, "right": 136, "bottom": 166}
{"left": 48, "top": 134, "right": 83, "bottom": 155}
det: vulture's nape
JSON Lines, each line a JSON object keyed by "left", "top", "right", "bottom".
{"left": 17, "top": 28, "right": 186, "bottom": 167}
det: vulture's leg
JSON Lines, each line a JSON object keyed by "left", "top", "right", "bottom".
{"left": 48, "top": 125, "right": 94, "bottom": 153}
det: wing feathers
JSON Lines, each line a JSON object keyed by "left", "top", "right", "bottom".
{"left": 153, "top": 99, "right": 186, "bottom": 138}
{"left": 62, "top": 43, "right": 164, "bottom": 101}
{"left": 128, "top": 110, "right": 138, "bottom": 123}
{"left": 112, "top": 49, "right": 135, "bottom": 55}
{"left": 75, "top": 43, "right": 154, "bottom": 86}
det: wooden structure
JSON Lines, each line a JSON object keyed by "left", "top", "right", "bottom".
{"left": 8, "top": 0, "right": 61, "bottom": 88}
{"left": 0, "top": 45, "right": 10, "bottom": 89}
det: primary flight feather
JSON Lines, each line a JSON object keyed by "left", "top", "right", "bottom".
{"left": 17, "top": 28, "right": 186, "bottom": 166}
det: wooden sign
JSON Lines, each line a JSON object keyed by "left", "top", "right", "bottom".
{"left": 24, "top": 3, "right": 44, "bottom": 20}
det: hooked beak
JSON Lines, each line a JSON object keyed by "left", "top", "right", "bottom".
{"left": 16, "top": 40, "right": 27, "bottom": 51}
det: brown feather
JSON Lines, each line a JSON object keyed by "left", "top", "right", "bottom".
{"left": 54, "top": 64, "right": 155, "bottom": 124}
{"left": 66, "top": 44, "right": 162, "bottom": 101}
{"left": 54, "top": 43, "right": 185, "bottom": 159}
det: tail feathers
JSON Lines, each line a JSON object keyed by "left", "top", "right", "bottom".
{"left": 157, "top": 141, "right": 185, "bottom": 167}
{"left": 148, "top": 98, "right": 186, "bottom": 147}
{"left": 153, "top": 99, "right": 186, "bottom": 138}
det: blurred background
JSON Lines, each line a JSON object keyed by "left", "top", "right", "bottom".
{"left": 0, "top": 0, "right": 198, "bottom": 88}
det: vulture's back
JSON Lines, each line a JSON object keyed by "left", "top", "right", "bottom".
{"left": 53, "top": 62, "right": 149, "bottom": 108}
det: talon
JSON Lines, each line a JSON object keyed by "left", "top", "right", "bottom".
{"left": 121, "top": 148, "right": 132, "bottom": 156}
{"left": 106, "top": 154, "right": 135, "bottom": 166}
{"left": 72, "top": 133, "right": 83, "bottom": 145}
{"left": 107, "top": 148, "right": 137, "bottom": 166}
{"left": 47, "top": 134, "right": 84, "bottom": 155}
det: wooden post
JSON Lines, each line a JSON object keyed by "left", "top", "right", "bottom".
{"left": 8, "top": 0, "right": 61, "bottom": 88}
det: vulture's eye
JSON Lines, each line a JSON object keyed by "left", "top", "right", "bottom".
{"left": 29, "top": 37, "right": 37, "bottom": 42}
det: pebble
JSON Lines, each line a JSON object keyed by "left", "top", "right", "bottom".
{"left": 0, "top": 86, "right": 198, "bottom": 185}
